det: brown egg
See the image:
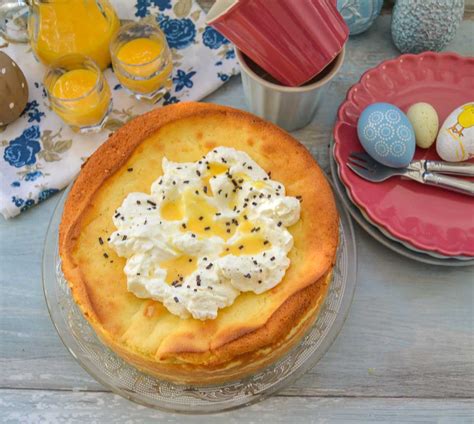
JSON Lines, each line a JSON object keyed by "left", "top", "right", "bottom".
{"left": 0, "top": 51, "right": 29, "bottom": 126}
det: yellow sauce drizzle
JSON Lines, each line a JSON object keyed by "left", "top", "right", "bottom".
{"left": 159, "top": 254, "right": 197, "bottom": 285}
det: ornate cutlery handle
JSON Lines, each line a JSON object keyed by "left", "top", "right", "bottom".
{"left": 426, "top": 161, "right": 474, "bottom": 176}
{"left": 423, "top": 172, "right": 474, "bottom": 196}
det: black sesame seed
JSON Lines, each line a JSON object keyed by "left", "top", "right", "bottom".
{"left": 226, "top": 229, "right": 231, "bottom": 233}
{"left": 206, "top": 263, "right": 213, "bottom": 270}
{"left": 182, "top": 223, "right": 187, "bottom": 229}
{"left": 195, "top": 190, "right": 199, "bottom": 195}
{"left": 253, "top": 260, "right": 258, "bottom": 265}
{"left": 199, "top": 216, "right": 204, "bottom": 221}
{"left": 216, "top": 212, "right": 221, "bottom": 216}
{"left": 191, "top": 233, "right": 196, "bottom": 238}
{"left": 137, "top": 273, "right": 141, "bottom": 276}
{"left": 244, "top": 273, "right": 251, "bottom": 278}
{"left": 277, "top": 222, "right": 282, "bottom": 227}
{"left": 204, "top": 226, "right": 211, "bottom": 231}
{"left": 147, "top": 200, "right": 156, "bottom": 207}
{"left": 127, "top": 167, "right": 133, "bottom": 172}
{"left": 244, "top": 215, "right": 248, "bottom": 220}
{"left": 221, "top": 157, "right": 227, "bottom": 163}
{"left": 136, "top": 200, "right": 141, "bottom": 205}
{"left": 270, "top": 256, "right": 275, "bottom": 261}
{"left": 208, "top": 286, "right": 213, "bottom": 290}
{"left": 258, "top": 280, "right": 262, "bottom": 284}
{"left": 248, "top": 166, "right": 253, "bottom": 170}
{"left": 203, "top": 186, "right": 208, "bottom": 194}
{"left": 239, "top": 245, "right": 244, "bottom": 250}
{"left": 183, "top": 180, "right": 190, "bottom": 184}
{"left": 98, "top": 237, "right": 104, "bottom": 245}
{"left": 103, "top": 253, "right": 109, "bottom": 258}
{"left": 194, "top": 289, "right": 197, "bottom": 292}
{"left": 252, "top": 202, "right": 257, "bottom": 206}
{"left": 188, "top": 258, "right": 193, "bottom": 263}
{"left": 218, "top": 189, "right": 222, "bottom": 195}
{"left": 196, "top": 170, "right": 201, "bottom": 177}
{"left": 122, "top": 235, "right": 127, "bottom": 241}
{"left": 174, "top": 297, "right": 179, "bottom": 303}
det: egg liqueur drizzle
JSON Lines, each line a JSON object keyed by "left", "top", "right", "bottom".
{"left": 159, "top": 162, "right": 271, "bottom": 283}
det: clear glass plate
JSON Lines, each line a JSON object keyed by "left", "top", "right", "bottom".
{"left": 42, "top": 183, "right": 357, "bottom": 414}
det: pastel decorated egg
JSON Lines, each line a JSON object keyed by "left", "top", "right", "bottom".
{"left": 407, "top": 102, "right": 439, "bottom": 149}
{"left": 0, "top": 51, "right": 28, "bottom": 126}
{"left": 436, "top": 102, "right": 474, "bottom": 162}
{"left": 357, "top": 102, "right": 416, "bottom": 168}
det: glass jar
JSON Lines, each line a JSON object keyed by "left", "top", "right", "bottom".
{"left": 28, "top": 0, "right": 120, "bottom": 70}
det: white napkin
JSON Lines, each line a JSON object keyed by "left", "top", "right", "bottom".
{"left": 0, "top": 0, "right": 238, "bottom": 218}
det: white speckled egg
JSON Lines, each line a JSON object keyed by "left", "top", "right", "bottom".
{"left": 407, "top": 102, "right": 439, "bottom": 149}
{"left": 436, "top": 102, "right": 474, "bottom": 162}
{"left": 0, "top": 51, "right": 28, "bottom": 126}
{"left": 357, "top": 102, "right": 416, "bottom": 168}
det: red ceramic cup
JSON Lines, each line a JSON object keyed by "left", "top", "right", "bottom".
{"left": 207, "top": 0, "right": 349, "bottom": 87}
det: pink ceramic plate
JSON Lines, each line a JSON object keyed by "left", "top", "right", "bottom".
{"left": 334, "top": 52, "right": 474, "bottom": 257}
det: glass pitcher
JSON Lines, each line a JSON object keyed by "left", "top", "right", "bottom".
{"left": 27, "top": 0, "right": 120, "bottom": 70}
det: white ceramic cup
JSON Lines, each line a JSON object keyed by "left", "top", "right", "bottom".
{"left": 236, "top": 47, "right": 345, "bottom": 131}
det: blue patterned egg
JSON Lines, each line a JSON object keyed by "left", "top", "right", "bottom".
{"left": 337, "top": 0, "right": 383, "bottom": 35}
{"left": 357, "top": 103, "right": 416, "bottom": 168}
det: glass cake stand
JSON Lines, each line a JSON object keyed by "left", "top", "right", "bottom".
{"left": 42, "top": 183, "right": 357, "bottom": 414}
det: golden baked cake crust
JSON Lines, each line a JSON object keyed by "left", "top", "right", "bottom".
{"left": 59, "top": 102, "right": 338, "bottom": 384}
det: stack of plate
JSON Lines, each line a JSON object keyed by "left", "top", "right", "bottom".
{"left": 331, "top": 52, "right": 474, "bottom": 266}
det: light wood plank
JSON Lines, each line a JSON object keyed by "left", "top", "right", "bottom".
{"left": 1, "top": 390, "right": 473, "bottom": 423}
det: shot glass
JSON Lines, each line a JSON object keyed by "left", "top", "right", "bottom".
{"left": 110, "top": 21, "right": 173, "bottom": 103}
{"left": 44, "top": 54, "right": 112, "bottom": 133}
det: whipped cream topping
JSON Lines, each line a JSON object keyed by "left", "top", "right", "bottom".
{"left": 108, "top": 147, "right": 301, "bottom": 320}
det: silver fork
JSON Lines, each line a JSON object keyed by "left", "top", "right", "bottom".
{"left": 347, "top": 152, "right": 474, "bottom": 196}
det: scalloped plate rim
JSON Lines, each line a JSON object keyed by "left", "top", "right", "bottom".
{"left": 333, "top": 51, "right": 474, "bottom": 257}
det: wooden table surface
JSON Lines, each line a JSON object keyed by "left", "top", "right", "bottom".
{"left": 1, "top": 7, "right": 473, "bottom": 423}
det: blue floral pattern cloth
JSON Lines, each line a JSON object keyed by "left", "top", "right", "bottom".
{"left": 0, "top": 0, "right": 238, "bottom": 219}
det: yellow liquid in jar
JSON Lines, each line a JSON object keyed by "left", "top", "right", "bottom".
{"left": 51, "top": 69, "right": 111, "bottom": 128}
{"left": 115, "top": 37, "right": 172, "bottom": 95}
{"left": 29, "top": 0, "right": 120, "bottom": 70}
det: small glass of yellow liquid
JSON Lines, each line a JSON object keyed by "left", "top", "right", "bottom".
{"left": 44, "top": 54, "right": 112, "bottom": 133}
{"left": 110, "top": 22, "right": 173, "bottom": 103}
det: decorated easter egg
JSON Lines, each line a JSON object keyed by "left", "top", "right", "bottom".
{"left": 436, "top": 102, "right": 474, "bottom": 162}
{"left": 0, "top": 51, "right": 28, "bottom": 126}
{"left": 337, "top": 0, "right": 383, "bottom": 35}
{"left": 407, "top": 102, "right": 439, "bottom": 149}
{"left": 357, "top": 103, "right": 416, "bottom": 168}
{"left": 391, "top": 0, "right": 464, "bottom": 54}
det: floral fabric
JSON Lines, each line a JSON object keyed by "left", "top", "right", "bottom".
{"left": 0, "top": 0, "right": 238, "bottom": 219}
